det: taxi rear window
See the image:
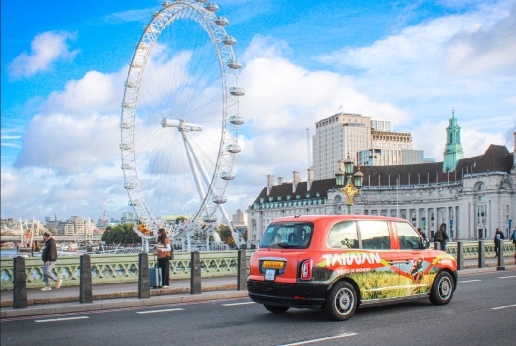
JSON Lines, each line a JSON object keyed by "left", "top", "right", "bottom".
{"left": 259, "top": 222, "right": 313, "bottom": 249}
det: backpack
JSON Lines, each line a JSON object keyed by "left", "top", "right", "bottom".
{"left": 168, "top": 246, "right": 174, "bottom": 260}
{"left": 435, "top": 231, "right": 443, "bottom": 242}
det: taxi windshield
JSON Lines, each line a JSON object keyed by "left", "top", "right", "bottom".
{"left": 259, "top": 222, "right": 314, "bottom": 249}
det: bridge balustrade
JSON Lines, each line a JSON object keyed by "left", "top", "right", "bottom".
{"left": 0, "top": 251, "right": 254, "bottom": 290}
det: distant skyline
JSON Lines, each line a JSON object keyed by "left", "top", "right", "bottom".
{"left": 1, "top": 0, "right": 515, "bottom": 221}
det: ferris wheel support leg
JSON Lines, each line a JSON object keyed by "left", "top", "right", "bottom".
{"left": 142, "top": 237, "right": 149, "bottom": 253}
{"left": 186, "top": 235, "right": 192, "bottom": 253}
{"left": 182, "top": 132, "right": 206, "bottom": 203}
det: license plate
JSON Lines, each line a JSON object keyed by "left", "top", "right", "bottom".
{"left": 265, "top": 269, "right": 276, "bottom": 281}
{"left": 263, "top": 261, "right": 284, "bottom": 269}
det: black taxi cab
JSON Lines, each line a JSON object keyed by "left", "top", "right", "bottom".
{"left": 247, "top": 215, "right": 458, "bottom": 321}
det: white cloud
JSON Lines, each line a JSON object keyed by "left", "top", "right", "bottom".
{"left": 442, "top": 2, "right": 516, "bottom": 76}
{"left": 43, "top": 69, "right": 126, "bottom": 115}
{"left": 14, "top": 112, "right": 121, "bottom": 175}
{"left": 8, "top": 31, "right": 79, "bottom": 78}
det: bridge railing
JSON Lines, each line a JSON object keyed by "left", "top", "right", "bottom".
{"left": 0, "top": 251, "right": 254, "bottom": 290}
{"left": 445, "top": 240, "right": 515, "bottom": 259}
{"left": 1, "top": 242, "right": 515, "bottom": 290}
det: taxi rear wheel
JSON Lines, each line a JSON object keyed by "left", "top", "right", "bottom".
{"left": 263, "top": 304, "right": 289, "bottom": 313}
{"left": 324, "top": 281, "right": 357, "bottom": 321}
{"left": 429, "top": 271, "right": 454, "bottom": 305}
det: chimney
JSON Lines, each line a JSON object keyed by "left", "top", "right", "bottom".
{"left": 292, "top": 171, "right": 300, "bottom": 193}
{"left": 278, "top": 177, "right": 283, "bottom": 185}
{"left": 307, "top": 168, "right": 314, "bottom": 190}
{"left": 267, "top": 174, "right": 274, "bottom": 195}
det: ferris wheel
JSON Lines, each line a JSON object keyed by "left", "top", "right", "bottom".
{"left": 120, "top": 0, "right": 244, "bottom": 250}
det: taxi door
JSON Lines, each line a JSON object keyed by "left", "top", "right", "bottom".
{"left": 356, "top": 220, "right": 400, "bottom": 301}
{"left": 393, "top": 221, "right": 432, "bottom": 297}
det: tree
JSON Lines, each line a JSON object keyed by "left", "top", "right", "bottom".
{"left": 175, "top": 216, "right": 187, "bottom": 224}
{"left": 217, "top": 224, "right": 235, "bottom": 247}
{"left": 101, "top": 223, "right": 140, "bottom": 245}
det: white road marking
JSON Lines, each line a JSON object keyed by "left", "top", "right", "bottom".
{"left": 35, "top": 316, "right": 89, "bottom": 323}
{"left": 136, "top": 308, "right": 184, "bottom": 314}
{"left": 492, "top": 304, "right": 516, "bottom": 310}
{"left": 460, "top": 279, "right": 482, "bottom": 283}
{"left": 277, "top": 333, "right": 358, "bottom": 345}
{"left": 221, "top": 302, "right": 255, "bottom": 306}
{"left": 497, "top": 275, "right": 516, "bottom": 279}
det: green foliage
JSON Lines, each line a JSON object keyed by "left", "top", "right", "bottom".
{"left": 217, "top": 224, "right": 235, "bottom": 247}
{"left": 175, "top": 216, "right": 187, "bottom": 224}
{"left": 101, "top": 223, "right": 141, "bottom": 245}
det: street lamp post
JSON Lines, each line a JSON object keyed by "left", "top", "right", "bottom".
{"left": 335, "top": 156, "right": 364, "bottom": 214}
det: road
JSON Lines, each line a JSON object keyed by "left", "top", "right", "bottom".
{"left": 2, "top": 270, "right": 515, "bottom": 346}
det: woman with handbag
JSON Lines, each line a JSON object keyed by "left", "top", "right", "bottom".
{"left": 155, "top": 228, "right": 171, "bottom": 288}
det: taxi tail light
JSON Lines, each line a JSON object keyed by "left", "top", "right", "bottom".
{"left": 300, "top": 259, "right": 313, "bottom": 281}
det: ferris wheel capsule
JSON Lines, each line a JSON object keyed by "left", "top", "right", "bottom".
{"left": 214, "top": 17, "right": 229, "bottom": 26}
{"left": 203, "top": 2, "right": 219, "bottom": 12}
{"left": 221, "top": 35, "right": 237, "bottom": 46}
{"left": 229, "top": 114, "right": 244, "bottom": 125}
{"left": 229, "top": 87, "right": 245, "bottom": 96}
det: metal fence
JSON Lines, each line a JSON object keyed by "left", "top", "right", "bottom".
{"left": 1, "top": 251, "right": 254, "bottom": 290}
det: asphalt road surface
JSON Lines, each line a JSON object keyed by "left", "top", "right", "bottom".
{"left": 2, "top": 270, "right": 515, "bottom": 346}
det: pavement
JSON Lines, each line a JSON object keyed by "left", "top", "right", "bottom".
{"left": 1, "top": 256, "right": 515, "bottom": 318}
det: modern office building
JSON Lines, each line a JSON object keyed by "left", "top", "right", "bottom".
{"left": 313, "top": 113, "right": 372, "bottom": 180}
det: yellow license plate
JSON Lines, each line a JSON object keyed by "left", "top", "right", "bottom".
{"left": 263, "top": 261, "right": 284, "bottom": 269}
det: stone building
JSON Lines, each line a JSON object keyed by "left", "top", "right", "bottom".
{"left": 246, "top": 115, "right": 516, "bottom": 245}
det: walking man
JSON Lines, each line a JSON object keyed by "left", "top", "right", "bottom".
{"left": 41, "top": 232, "right": 62, "bottom": 291}
{"left": 494, "top": 228, "right": 505, "bottom": 257}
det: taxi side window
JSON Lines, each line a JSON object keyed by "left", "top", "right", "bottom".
{"left": 395, "top": 222, "right": 424, "bottom": 250}
{"left": 327, "top": 221, "right": 358, "bottom": 249}
{"left": 358, "top": 221, "right": 391, "bottom": 250}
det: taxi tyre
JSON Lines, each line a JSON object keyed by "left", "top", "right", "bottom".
{"left": 324, "top": 281, "right": 357, "bottom": 321}
{"left": 264, "top": 304, "right": 290, "bottom": 313}
{"left": 429, "top": 271, "right": 454, "bottom": 305}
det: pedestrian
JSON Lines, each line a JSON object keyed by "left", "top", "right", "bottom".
{"left": 434, "top": 223, "right": 450, "bottom": 251}
{"left": 417, "top": 228, "right": 427, "bottom": 240}
{"left": 512, "top": 227, "right": 516, "bottom": 258}
{"left": 41, "top": 232, "right": 62, "bottom": 291}
{"left": 494, "top": 228, "right": 505, "bottom": 257}
{"left": 154, "top": 228, "right": 171, "bottom": 288}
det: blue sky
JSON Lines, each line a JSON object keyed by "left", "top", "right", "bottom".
{"left": 1, "top": 0, "right": 515, "bottom": 222}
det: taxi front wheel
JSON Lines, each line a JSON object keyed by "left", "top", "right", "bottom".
{"left": 429, "top": 271, "right": 454, "bottom": 305}
{"left": 324, "top": 281, "right": 357, "bottom": 321}
{"left": 264, "top": 304, "right": 289, "bottom": 313}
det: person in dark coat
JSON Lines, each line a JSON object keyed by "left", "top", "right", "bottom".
{"left": 494, "top": 228, "right": 505, "bottom": 257}
{"left": 41, "top": 232, "right": 62, "bottom": 291}
{"left": 434, "top": 223, "right": 450, "bottom": 251}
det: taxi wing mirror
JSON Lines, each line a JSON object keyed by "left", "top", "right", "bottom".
{"left": 422, "top": 238, "right": 430, "bottom": 249}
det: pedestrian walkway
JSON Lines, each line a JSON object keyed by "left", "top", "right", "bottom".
{"left": 1, "top": 256, "right": 514, "bottom": 318}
